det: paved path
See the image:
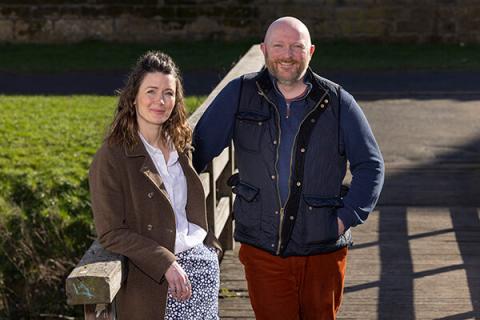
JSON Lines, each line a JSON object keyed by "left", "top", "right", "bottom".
{"left": 2, "top": 70, "right": 480, "bottom": 98}
{"left": 0, "top": 70, "right": 223, "bottom": 96}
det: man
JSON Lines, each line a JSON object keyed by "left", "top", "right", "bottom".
{"left": 193, "top": 17, "right": 384, "bottom": 320}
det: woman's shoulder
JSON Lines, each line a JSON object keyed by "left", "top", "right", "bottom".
{"left": 92, "top": 140, "right": 126, "bottom": 165}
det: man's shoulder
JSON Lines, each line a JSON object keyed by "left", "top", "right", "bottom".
{"left": 309, "top": 70, "right": 341, "bottom": 92}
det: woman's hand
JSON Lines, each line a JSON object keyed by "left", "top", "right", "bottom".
{"left": 165, "top": 261, "right": 191, "bottom": 301}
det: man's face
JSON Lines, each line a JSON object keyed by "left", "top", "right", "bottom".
{"left": 262, "top": 24, "right": 314, "bottom": 85}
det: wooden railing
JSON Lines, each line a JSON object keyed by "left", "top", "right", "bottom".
{"left": 65, "top": 45, "right": 264, "bottom": 319}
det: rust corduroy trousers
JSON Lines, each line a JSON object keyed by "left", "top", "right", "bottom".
{"left": 239, "top": 243, "right": 348, "bottom": 320}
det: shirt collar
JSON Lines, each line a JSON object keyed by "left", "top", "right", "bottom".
{"left": 269, "top": 72, "right": 313, "bottom": 102}
{"left": 139, "top": 132, "right": 179, "bottom": 166}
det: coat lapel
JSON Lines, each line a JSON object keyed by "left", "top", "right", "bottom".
{"left": 124, "top": 140, "right": 171, "bottom": 202}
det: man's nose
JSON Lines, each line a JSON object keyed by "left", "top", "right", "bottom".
{"left": 281, "top": 47, "right": 294, "bottom": 58}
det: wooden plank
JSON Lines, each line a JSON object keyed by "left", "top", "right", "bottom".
{"left": 199, "top": 172, "right": 210, "bottom": 197}
{"left": 66, "top": 241, "right": 125, "bottom": 305}
{"left": 212, "top": 148, "right": 230, "bottom": 182}
{"left": 215, "top": 197, "right": 230, "bottom": 238}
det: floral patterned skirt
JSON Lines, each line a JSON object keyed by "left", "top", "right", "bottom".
{"left": 164, "top": 244, "right": 220, "bottom": 320}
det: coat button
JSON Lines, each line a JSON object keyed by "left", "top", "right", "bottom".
{"left": 147, "top": 224, "right": 153, "bottom": 231}
{"left": 289, "top": 216, "right": 294, "bottom": 220}
{"left": 309, "top": 206, "right": 313, "bottom": 210}
{"left": 324, "top": 99, "right": 329, "bottom": 104}
{"left": 275, "top": 210, "right": 279, "bottom": 215}
{"left": 273, "top": 140, "right": 277, "bottom": 145}
{"left": 258, "top": 122, "right": 263, "bottom": 126}
{"left": 147, "top": 192, "right": 154, "bottom": 198}
{"left": 320, "top": 104, "right": 325, "bottom": 108}
{"left": 296, "top": 181, "right": 301, "bottom": 187}
{"left": 271, "top": 175, "right": 276, "bottom": 180}
{"left": 310, "top": 118, "right": 316, "bottom": 123}
{"left": 300, "top": 148, "right": 306, "bottom": 153}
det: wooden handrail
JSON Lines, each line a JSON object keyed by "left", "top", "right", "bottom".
{"left": 65, "top": 44, "right": 264, "bottom": 319}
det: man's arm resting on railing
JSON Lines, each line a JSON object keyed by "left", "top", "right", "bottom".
{"left": 192, "top": 78, "right": 242, "bottom": 173}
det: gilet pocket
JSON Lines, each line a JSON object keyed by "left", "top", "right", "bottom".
{"left": 234, "top": 111, "right": 270, "bottom": 152}
{"left": 229, "top": 174, "right": 261, "bottom": 229}
{"left": 302, "top": 195, "right": 343, "bottom": 245}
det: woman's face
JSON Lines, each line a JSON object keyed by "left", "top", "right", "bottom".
{"left": 135, "top": 72, "right": 176, "bottom": 131}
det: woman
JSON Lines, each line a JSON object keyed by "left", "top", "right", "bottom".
{"left": 89, "top": 51, "right": 221, "bottom": 320}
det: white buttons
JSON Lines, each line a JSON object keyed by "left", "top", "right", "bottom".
{"left": 296, "top": 181, "right": 301, "bottom": 187}
{"left": 289, "top": 216, "right": 294, "bottom": 220}
{"left": 147, "top": 224, "right": 153, "bottom": 231}
{"left": 147, "top": 192, "right": 154, "bottom": 198}
{"left": 300, "top": 148, "right": 305, "bottom": 153}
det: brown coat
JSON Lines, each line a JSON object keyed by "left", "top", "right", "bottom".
{"left": 89, "top": 139, "right": 220, "bottom": 320}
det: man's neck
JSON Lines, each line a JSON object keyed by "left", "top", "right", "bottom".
{"left": 277, "top": 79, "right": 308, "bottom": 100}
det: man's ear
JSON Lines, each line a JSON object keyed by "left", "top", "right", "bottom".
{"left": 310, "top": 44, "right": 316, "bottom": 57}
{"left": 260, "top": 42, "right": 266, "bottom": 56}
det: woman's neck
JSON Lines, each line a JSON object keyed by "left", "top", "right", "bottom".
{"left": 139, "top": 126, "right": 168, "bottom": 151}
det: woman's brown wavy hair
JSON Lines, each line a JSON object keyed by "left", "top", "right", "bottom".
{"left": 107, "top": 51, "right": 191, "bottom": 152}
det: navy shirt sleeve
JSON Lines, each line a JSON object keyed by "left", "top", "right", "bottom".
{"left": 337, "top": 89, "right": 385, "bottom": 230}
{"left": 192, "top": 77, "right": 242, "bottom": 173}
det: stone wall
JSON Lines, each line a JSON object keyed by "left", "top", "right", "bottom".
{"left": 0, "top": 0, "right": 479, "bottom": 43}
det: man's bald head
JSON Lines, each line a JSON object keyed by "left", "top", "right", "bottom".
{"left": 261, "top": 17, "right": 315, "bottom": 87}
{"left": 264, "top": 17, "right": 312, "bottom": 47}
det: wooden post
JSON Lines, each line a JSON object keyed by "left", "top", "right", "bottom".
{"left": 206, "top": 161, "right": 217, "bottom": 236}
{"left": 217, "top": 144, "right": 235, "bottom": 250}
{"left": 84, "top": 303, "right": 116, "bottom": 320}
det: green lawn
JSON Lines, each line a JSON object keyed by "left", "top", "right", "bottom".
{"left": 1, "top": 40, "right": 479, "bottom": 73}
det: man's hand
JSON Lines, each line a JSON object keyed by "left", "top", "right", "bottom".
{"left": 165, "top": 261, "right": 191, "bottom": 301}
{"left": 337, "top": 217, "right": 345, "bottom": 236}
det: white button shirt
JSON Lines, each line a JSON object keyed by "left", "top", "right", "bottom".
{"left": 140, "top": 133, "right": 207, "bottom": 254}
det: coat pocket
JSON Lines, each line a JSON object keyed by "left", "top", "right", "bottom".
{"left": 234, "top": 111, "right": 270, "bottom": 152}
{"left": 301, "top": 195, "right": 343, "bottom": 245}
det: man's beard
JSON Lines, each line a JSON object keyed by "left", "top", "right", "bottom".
{"left": 265, "top": 53, "right": 307, "bottom": 85}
